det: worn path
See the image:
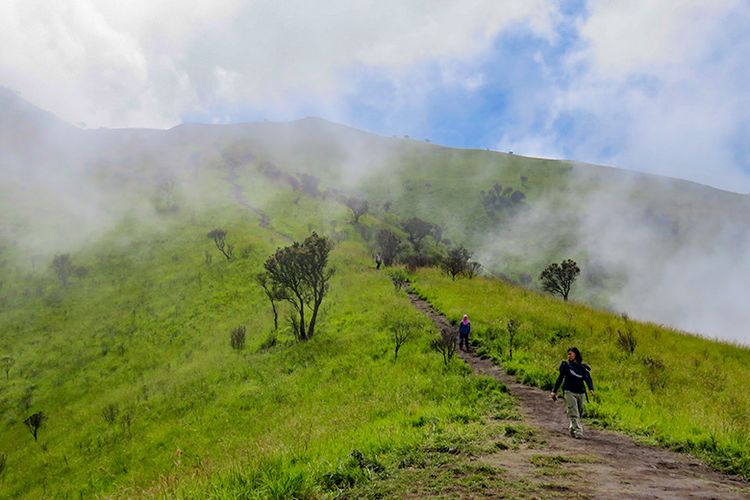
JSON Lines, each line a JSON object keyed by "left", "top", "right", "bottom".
{"left": 408, "top": 289, "right": 750, "bottom": 499}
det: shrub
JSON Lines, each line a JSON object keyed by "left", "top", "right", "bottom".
{"left": 506, "top": 319, "right": 520, "bottom": 360}
{"left": 388, "top": 269, "right": 409, "bottom": 291}
{"left": 643, "top": 356, "right": 668, "bottom": 391}
{"left": 230, "top": 326, "right": 246, "bottom": 351}
{"left": 465, "top": 261, "right": 482, "bottom": 279}
{"left": 616, "top": 323, "right": 637, "bottom": 355}
{"left": 102, "top": 403, "right": 119, "bottom": 425}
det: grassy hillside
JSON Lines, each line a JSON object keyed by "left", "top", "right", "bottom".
{"left": 3, "top": 94, "right": 750, "bottom": 495}
{"left": 409, "top": 268, "right": 750, "bottom": 479}
{"left": 0, "top": 184, "right": 523, "bottom": 497}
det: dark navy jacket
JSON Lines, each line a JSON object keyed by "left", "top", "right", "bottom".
{"left": 553, "top": 361, "right": 594, "bottom": 395}
{"left": 458, "top": 322, "right": 471, "bottom": 335}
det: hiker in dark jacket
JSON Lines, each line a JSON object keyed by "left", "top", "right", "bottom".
{"left": 550, "top": 347, "right": 594, "bottom": 438}
{"left": 458, "top": 314, "right": 471, "bottom": 351}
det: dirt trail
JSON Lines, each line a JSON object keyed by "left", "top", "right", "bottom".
{"left": 223, "top": 154, "right": 294, "bottom": 242}
{"left": 408, "top": 290, "right": 750, "bottom": 499}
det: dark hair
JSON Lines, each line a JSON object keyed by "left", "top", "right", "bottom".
{"left": 567, "top": 347, "right": 582, "bottom": 364}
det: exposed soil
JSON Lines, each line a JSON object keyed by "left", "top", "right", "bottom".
{"left": 408, "top": 290, "right": 750, "bottom": 499}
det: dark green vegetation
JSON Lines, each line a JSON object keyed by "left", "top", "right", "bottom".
{"left": 2, "top": 89, "right": 750, "bottom": 495}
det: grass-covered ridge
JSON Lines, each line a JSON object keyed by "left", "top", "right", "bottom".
{"left": 409, "top": 268, "right": 750, "bottom": 479}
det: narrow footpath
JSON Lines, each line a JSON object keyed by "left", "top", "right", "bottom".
{"left": 407, "top": 289, "right": 750, "bottom": 499}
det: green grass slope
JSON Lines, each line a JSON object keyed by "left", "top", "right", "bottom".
{"left": 0, "top": 186, "right": 519, "bottom": 497}
{"left": 409, "top": 268, "right": 750, "bottom": 479}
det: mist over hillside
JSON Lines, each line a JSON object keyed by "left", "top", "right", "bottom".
{"left": 2, "top": 89, "right": 749, "bottom": 343}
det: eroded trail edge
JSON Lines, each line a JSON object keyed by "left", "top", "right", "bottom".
{"left": 407, "top": 289, "right": 749, "bottom": 499}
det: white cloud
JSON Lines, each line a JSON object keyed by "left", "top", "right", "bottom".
{"left": 506, "top": 0, "right": 750, "bottom": 192}
{"left": 0, "top": 0, "right": 559, "bottom": 128}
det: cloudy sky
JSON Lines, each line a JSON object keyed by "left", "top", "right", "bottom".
{"left": 2, "top": 0, "right": 750, "bottom": 192}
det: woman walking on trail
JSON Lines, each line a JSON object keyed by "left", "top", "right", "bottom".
{"left": 550, "top": 347, "right": 594, "bottom": 439}
{"left": 458, "top": 314, "right": 471, "bottom": 351}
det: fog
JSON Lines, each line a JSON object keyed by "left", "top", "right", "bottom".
{"left": 3, "top": 84, "right": 750, "bottom": 346}
{"left": 476, "top": 163, "right": 750, "bottom": 344}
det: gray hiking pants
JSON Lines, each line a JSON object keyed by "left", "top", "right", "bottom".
{"left": 564, "top": 391, "right": 585, "bottom": 437}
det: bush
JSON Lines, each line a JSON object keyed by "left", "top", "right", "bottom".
{"left": 616, "top": 327, "right": 637, "bottom": 355}
{"left": 102, "top": 403, "right": 119, "bottom": 425}
{"left": 388, "top": 269, "right": 409, "bottom": 291}
{"left": 230, "top": 326, "right": 246, "bottom": 351}
{"left": 643, "top": 356, "right": 668, "bottom": 391}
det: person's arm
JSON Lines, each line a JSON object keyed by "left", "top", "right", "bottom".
{"left": 550, "top": 363, "right": 565, "bottom": 398}
{"left": 585, "top": 371, "right": 594, "bottom": 393}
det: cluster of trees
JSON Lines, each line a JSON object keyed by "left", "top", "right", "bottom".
{"left": 480, "top": 183, "right": 526, "bottom": 223}
{"left": 374, "top": 221, "right": 479, "bottom": 281}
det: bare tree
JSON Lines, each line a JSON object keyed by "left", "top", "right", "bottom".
{"left": 539, "top": 259, "right": 581, "bottom": 301}
{"left": 207, "top": 228, "right": 234, "bottom": 260}
{"left": 256, "top": 273, "right": 286, "bottom": 330}
{"left": 263, "top": 232, "right": 334, "bottom": 341}
{"left": 386, "top": 317, "right": 418, "bottom": 362}
{"left": 24, "top": 412, "right": 46, "bottom": 442}
{"left": 431, "top": 328, "right": 457, "bottom": 366}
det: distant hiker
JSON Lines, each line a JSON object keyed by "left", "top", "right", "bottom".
{"left": 375, "top": 253, "right": 382, "bottom": 269}
{"left": 458, "top": 314, "right": 471, "bottom": 351}
{"left": 550, "top": 347, "right": 594, "bottom": 438}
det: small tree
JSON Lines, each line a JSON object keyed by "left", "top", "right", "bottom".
{"left": 376, "top": 229, "right": 401, "bottom": 266}
{"left": 52, "top": 254, "right": 73, "bottom": 287}
{"left": 441, "top": 246, "right": 471, "bottom": 280}
{"left": 506, "top": 319, "right": 520, "bottom": 360}
{"left": 345, "top": 197, "right": 369, "bottom": 224}
{"left": 207, "top": 228, "right": 234, "bottom": 260}
{"left": 431, "top": 328, "right": 457, "bottom": 366}
{"left": 386, "top": 317, "right": 418, "bottom": 362}
{"left": 539, "top": 259, "right": 580, "bottom": 301}
{"left": 24, "top": 411, "right": 46, "bottom": 442}
{"left": 263, "top": 232, "right": 334, "bottom": 341}
{"left": 230, "top": 326, "right": 246, "bottom": 351}
{"left": 1, "top": 355, "right": 14, "bottom": 380}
